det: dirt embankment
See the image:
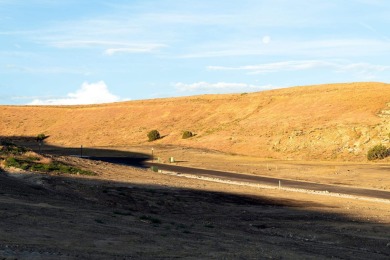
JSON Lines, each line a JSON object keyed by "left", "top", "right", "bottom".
{"left": 1, "top": 82, "right": 390, "bottom": 161}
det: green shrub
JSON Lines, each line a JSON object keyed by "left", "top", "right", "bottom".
{"left": 147, "top": 130, "right": 160, "bottom": 142}
{"left": 0, "top": 143, "right": 28, "bottom": 156}
{"left": 4, "top": 156, "right": 95, "bottom": 175}
{"left": 182, "top": 131, "right": 193, "bottom": 139}
{"left": 36, "top": 133, "right": 48, "bottom": 142}
{"left": 5, "top": 157, "right": 20, "bottom": 168}
{"left": 1, "top": 142, "right": 95, "bottom": 175}
{"left": 367, "top": 144, "right": 389, "bottom": 160}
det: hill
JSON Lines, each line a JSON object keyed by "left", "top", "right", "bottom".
{"left": 1, "top": 82, "right": 390, "bottom": 161}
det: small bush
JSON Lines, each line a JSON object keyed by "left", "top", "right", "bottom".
{"left": 36, "top": 133, "right": 48, "bottom": 141}
{"left": 367, "top": 144, "right": 389, "bottom": 160}
{"left": 26, "top": 156, "right": 40, "bottom": 162}
{"left": 5, "top": 157, "right": 20, "bottom": 168}
{"left": 4, "top": 156, "right": 95, "bottom": 175}
{"left": 182, "top": 131, "right": 193, "bottom": 139}
{"left": 0, "top": 143, "right": 28, "bottom": 156}
{"left": 1, "top": 143, "right": 95, "bottom": 175}
{"left": 147, "top": 130, "right": 160, "bottom": 142}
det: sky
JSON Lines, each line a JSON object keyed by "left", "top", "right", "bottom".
{"left": 1, "top": 0, "right": 390, "bottom": 105}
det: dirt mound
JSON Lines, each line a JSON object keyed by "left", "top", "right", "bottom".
{"left": 1, "top": 82, "right": 389, "bottom": 161}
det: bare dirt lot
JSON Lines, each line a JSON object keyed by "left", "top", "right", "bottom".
{"left": 1, "top": 146, "right": 390, "bottom": 259}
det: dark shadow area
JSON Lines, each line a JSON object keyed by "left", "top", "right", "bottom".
{"left": 2, "top": 136, "right": 390, "bottom": 200}
{"left": 0, "top": 135, "right": 151, "bottom": 168}
{"left": 1, "top": 136, "right": 390, "bottom": 258}
{"left": 0, "top": 168, "right": 389, "bottom": 259}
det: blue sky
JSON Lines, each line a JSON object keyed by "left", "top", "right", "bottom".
{"left": 1, "top": 0, "right": 390, "bottom": 105}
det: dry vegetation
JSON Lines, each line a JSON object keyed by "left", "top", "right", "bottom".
{"left": 1, "top": 82, "right": 390, "bottom": 258}
{"left": 1, "top": 82, "right": 390, "bottom": 161}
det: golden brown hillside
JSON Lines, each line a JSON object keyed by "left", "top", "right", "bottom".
{"left": 1, "top": 82, "right": 390, "bottom": 161}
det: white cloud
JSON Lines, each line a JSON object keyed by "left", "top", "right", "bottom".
{"left": 50, "top": 40, "right": 123, "bottom": 48}
{"left": 174, "top": 82, "right": 271, "bottom": 92}
{"left": 29, "top": 81, "right": 121, "bottom": 105}
{"left": 104, "top": 44, "right": 166, "bottom": 55}
{"left": 262, "top": 35, "right": 271, "bottom": 44}
{"left": 208, "top": 60, "right": 390, "bottom": 75}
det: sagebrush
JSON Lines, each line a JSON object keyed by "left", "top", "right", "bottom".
{"left": 147, "top": 130, "right": 160, "bottom": 141}
{"left": 367, "top": 144, "right": 389, "bottom": 160}
{"left": 182, "top": 131, "right": 194, "bottom": 139}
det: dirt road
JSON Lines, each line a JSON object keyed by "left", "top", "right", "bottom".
{"left": 148, "top": 162, "right": 390, "bottom": 200}
{"left": 88, "top": 156, "right": 390, "bottom": 200}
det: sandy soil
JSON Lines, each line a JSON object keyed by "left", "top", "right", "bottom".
{"left": 1, "top": 150, "right": 390, "bottom": 259}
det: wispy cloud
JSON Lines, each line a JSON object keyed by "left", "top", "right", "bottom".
{"left": 29, "top": 81, "right": 121, "bottom": 105}
{"left": 104, "top": 44, "right": 166, "bottom": 56}
{"left": 44, "top": 38, "right": 166, "bottom": 55}
{"left": 208, "top": 60, "right": 331, "bottom": 74}
{"left": 208, "top": 60, "right": 390, "bottom": 75}
{"left": 179, "top": 39, "right": 390, "bottom": 59}
{"left": 174, "top": 82, "right": 272, "bottom": 92}
{"left": 4, "top": 64, "right": 91, "bottom": 75}
{"left": 359, "top": 22, "right": 390, "bottom": 41}
{"left": 20, "top": 17, "right": 168, "bottom": 56}
{"left": 48, "top": 40, "right": 124, "bottom": 48}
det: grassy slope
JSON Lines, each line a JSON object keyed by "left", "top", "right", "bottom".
{"left": 1, "top": 82, "right": 389, "bottom": 161}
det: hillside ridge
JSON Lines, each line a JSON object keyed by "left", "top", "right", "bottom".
{"left": 1, "top": 82, "right": 390, "bottom": 161}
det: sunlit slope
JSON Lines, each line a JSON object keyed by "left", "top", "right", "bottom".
{"left": 1, "top": 82, "right": 389, "bottom": 161}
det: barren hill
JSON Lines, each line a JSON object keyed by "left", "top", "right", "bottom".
{"left": 1, "top": 82, "right": 390, "bottom": 161}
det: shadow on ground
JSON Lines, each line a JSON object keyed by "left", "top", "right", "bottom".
{"left": 0, "top": 171, "right": 390, "bottom": 259}
{"left": 1, "top": 135, "right": 151, "bottom": 168}
{"left": 1, "top": 136, "right": 390, "bottom": 259}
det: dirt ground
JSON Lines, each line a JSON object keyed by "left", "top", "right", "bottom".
{"left": 1, "top": 146, "right": 390, "bottom": 259}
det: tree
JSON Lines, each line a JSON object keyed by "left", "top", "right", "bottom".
{"left": 36, "top": 133, "right": 48, "bottom": 153}
{"left": 147, "top": 130, "right": 160, "bottom": 142}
